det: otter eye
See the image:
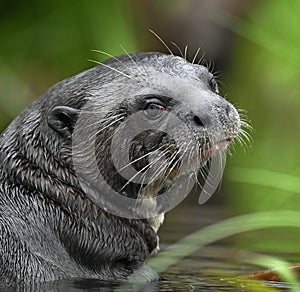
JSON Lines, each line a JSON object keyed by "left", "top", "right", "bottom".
{"left": 144, "top": 103, "right": 166, "bottom": 119}
{"left": 209, "top": 77, "right": 219, "bottom": 93}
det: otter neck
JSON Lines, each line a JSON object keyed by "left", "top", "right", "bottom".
{"left": 0, "top": 115, "right": 158, "bottom": 247}
{"left": 0, "top": 115, "right": 96, "bottom": 219}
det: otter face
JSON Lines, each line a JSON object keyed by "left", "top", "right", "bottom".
{"left": 48, "top": 52, "right": 244, "bottom": 220}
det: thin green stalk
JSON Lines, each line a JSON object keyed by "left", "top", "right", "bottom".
{"left": 229, "top": 167, "right": 300, "bottom": 194}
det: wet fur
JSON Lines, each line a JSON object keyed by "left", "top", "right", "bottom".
{"left": 0, "top": 52, "right": 247, "bottom": 286}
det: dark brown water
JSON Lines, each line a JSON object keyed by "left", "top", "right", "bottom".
{"left": 3, "top": 201, "right": 293, "bottom": 291}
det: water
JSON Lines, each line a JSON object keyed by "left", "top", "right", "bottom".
{"left": 2, "top": 201, "right": 294, "bottom": 291}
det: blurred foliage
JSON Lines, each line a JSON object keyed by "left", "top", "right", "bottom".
{"left": 0, "top": 0, "right": 138, "bottom": 131}
{"left": 225, "top": 0, "right": 300, "bottom": 214}
{"left": 1, "top": 0, "right": 300, "bottom": 246}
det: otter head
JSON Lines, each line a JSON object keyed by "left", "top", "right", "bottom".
{"left": 0, "top": 52, "right": 247, "bottom": 284}
{"left": 47, "top": 52, "right": 242, "bottom": 230}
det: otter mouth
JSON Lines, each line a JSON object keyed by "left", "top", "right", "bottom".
{"left": 201, "top": 137, "right": 233, "bottom": 161}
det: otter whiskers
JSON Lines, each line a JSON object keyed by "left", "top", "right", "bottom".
{"left": 87, "top": 59, "right": 134, "bottom": 81}
{"left": 117, "top": 144, "right": 172, "bottom": 192}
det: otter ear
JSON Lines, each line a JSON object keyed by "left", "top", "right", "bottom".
{"left": 48, "top": 106, "right": 80, "bottom": 139}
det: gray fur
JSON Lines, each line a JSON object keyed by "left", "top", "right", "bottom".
{"left": 0, "top": 52, "right": 240, "bottom": 287}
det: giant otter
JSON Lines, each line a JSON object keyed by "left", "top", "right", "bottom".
{"left": 0, "top": 52, "right": 241, "bottom": 286}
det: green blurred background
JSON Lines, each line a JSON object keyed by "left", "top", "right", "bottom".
{"left": 1, "top": 0, "right": 300, "bottom": 228}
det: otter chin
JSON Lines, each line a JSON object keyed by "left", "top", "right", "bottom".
{"left": 0, "top": 52, "right": 242, "bottom": 286}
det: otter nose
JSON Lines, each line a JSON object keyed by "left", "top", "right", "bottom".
{"left": 191, "top": 100, "right": 237, "bottom": 129}
{"left": 226, "top": 104, "right": 231, "bottom": 117}
{"left": 193, "top": 115, "right": 204, "bottom": 127}
{"left": 193, "top": 113, "right": 211, "bottom": 128}
{"left": 225, "top": 102, "right": 240, "bottom": 123}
